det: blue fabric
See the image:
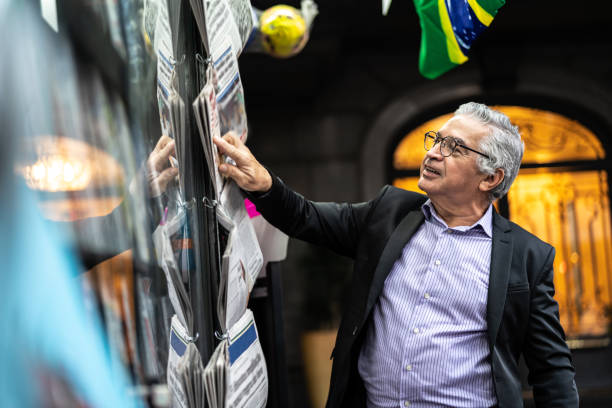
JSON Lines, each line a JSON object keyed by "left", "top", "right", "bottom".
{"left": 0, "top": 181, "right": 141, "bottom": 408}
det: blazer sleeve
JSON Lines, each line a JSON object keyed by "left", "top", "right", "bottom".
{"left": 245, "top": 173, "right": 384, "bottom": 259}
{"left": 523, "top": 246, "right": 579, "bottom": 407}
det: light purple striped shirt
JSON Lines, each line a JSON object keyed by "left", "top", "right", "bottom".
{"left": 358, "top": 200, "right": 497, "bottom": 408}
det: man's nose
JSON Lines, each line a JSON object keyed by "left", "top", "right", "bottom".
{"left": 425, "top": 143, "right": 444, "bottom": 160}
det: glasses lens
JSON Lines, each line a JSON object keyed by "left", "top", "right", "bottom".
{"left": 440, "top": 137, "right": 456, "bottom": 156}
{"left": 424, "top": 132, "right": 436, "bottom": 151}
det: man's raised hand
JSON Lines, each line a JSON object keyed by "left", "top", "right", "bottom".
{"left": 213, "top": 132, "right": 272, "bottom": 193}
{"left": 146, "top": 135, "right": 179, "bottom": 197}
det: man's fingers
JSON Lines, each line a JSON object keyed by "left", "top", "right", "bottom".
{"left": 151, "top": 167, "right": 179, "bottom": 196}
{"left": 214, "top": 135, "right": 250, "bottom": 167}
{"left": 213, "top": 135, "right": 235, "bottom": 155}
{"left": 219, "top": 161, "right": 240, "bottom": 179}
{"left": 222, "top": 131, "right": 241, "bottom": 147}
{"left": 219, "top": 162, "right": 249, "bottom": 188}
{"left": 154, "top": 134, "right": 171, "bottom": 152}
{"left": 214, "top": 136, "right": 240, "bottom": 160}
{"left": 159, "top": 139, "right": 176, "bottom": 160}
{"left": 149, "top": 140, "right": 176, "bottom": 172}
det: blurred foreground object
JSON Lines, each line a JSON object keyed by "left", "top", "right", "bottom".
{"left": 412, "top": 0, "right": 506, "bottom": 79}
{"left": 0, "top": 180, "right": 140, "bottom": 408}
{"left": 0, "top": 1, "right": 139, "bottom": 406}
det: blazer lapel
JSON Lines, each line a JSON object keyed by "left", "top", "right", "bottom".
{"left": 487, "top": 211, "right": 513, "bottom": 348}
{"left": 364, "top": 209, "right": 425, "bottom": 319}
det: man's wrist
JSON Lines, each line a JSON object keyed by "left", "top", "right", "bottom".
{"left": 245, "top": 168, "right": 277, "bottom": 200}
{"left": 258, "top": 170, "right": 273, "bottom": 193}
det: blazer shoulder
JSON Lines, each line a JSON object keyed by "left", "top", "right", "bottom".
{"left": 496, "top": 212, "right": 554, "bottom": 257}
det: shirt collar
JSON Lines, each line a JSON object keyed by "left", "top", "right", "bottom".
{"left": 421, "top": 200, "right": 493, "bottom": 237}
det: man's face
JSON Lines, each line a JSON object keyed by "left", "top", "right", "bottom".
{"left": 417, "top": 115, "right": 490, "bottom": 203}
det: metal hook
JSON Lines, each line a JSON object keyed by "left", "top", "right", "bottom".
{"left": 175, "top": 53, "right": 186, "bottom": 66}
{"left": 203, "top": 196, "right": 218, "bottom": 209}
{"left": 180, "top": 197, "right": 197, "bottom": 209}
{"left": 185, "top": 332, "right": 199, "bottom": 343}
{"left": 214, "top": 330, "right": 228, "bottom": 341}
{"left": 195, "top": 53, "right": 208, "bottom": 66}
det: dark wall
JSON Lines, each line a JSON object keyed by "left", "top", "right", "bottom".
{"left": 240, "top": 1, "right": 612, "bottom": 406}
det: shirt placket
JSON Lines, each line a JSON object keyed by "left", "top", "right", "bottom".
{"left": 400, "top": 221, "right": 445, "bottom": 407}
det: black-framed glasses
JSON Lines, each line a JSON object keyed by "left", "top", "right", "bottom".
{"left": 424, "top": 131, "right": 490, "bottom": 159}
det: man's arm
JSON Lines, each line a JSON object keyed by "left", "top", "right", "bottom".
{"left": 523, "top": 247, "right": 579, "bottom": 407}
{"left": 213, "top": 133, "right": 380, "bottom": 258}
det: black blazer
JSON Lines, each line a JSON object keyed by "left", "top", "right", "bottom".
{"left": 249, "top": 176, "right": 578, "bottom": 408}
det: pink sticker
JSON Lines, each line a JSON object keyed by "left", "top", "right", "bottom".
{"left": 244, "top": 198, "right": 260, "bottom": 218}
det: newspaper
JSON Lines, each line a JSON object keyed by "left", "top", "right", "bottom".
{"left": 201, "top": 70, "right": 225, "bottom": 195}
{"left": 223, "top": 0, "right": 257, "bottom": 51}
{"left": 190, "top": 0, "right": 255, "bottom": 57}
{"left": 205, "top": 0, "right": 241, "bottom": 60}
{"left": 200, "top": 1, "right": 250, "bottom": 144}
{"left": 215, "top": 206, "right": 248, "bottom": 333}
{"left": 188, "top": 0, "right": 208, "bottom": 53}
{"left": 204, "top": 309, "right": 268, "bottom": 408}
{"left": 193, "top": 66, "right": 225, "bottom": 198}
{"left": 192, "top": 87, "right": 214, "bottom": 192}
{"left": 152, "top": 209, "right": 193, "bottom": 334}
{"left": 178, "top": 343, "right": 206, "bottom": 408}
{"left": 155, "top": 0, "right": 175, "bottom": 140}
{"left": 205, "top": 0, "right": 255, "bottom": 59}
{"left": 220, "top": 183, "right": 263, "bottom": 292}
{"left": 168, "top": 315, "right": 206, "bottom": 408}
{"left": 167, "top": 315, "right": 190, "bottom": 408}
{"left": 193, "top": 52, "right": 247, "bottom": 196}
{"left": 203, "top": 340, "right": 227, "bottom": 408}
{"left": 168, "top": 76, "right": 186, "bottom": 192}
{"left": 226, "top": 309, "right": 268, "bottom": 408}
{"left": 213, "top": 40, "right": 248, "bottom": 142}
{"left": 154, "top": 0, "right": 186, "bottom": 204}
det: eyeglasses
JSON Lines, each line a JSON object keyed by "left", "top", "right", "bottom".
{"left": 424, "top": 131, "right": 490, "bottom": 159}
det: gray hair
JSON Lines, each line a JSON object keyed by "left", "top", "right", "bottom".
{"left": 455, "top": 102, "right": 524, "bottom": 201}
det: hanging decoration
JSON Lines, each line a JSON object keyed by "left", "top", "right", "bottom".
{"left": 246, "top": 0, "right": 319, "bottom": 58}
{"left": 410, "top": 0, "right": 506, "bottom": 79}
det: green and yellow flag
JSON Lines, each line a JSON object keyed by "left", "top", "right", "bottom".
{"left": 413, "top": 0, "right": 506, "bottom": 79}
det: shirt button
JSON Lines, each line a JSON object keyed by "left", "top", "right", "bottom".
{"left": 424, "top": 293, "right": 430, "bottom": 299}
{"left": 413, "top": 328, "right": 420, "bottom": 334}
{"left": 404, "top": 401, "right": 410, "bottom": 407}
{"left": 447, "top": 229, "right": 453, "bottom": 234}
{"left": 435, "top": 260, "right": 441, "bottom": 266}
{"left": 405, "top": 364, "right": 412, "bottom": 371}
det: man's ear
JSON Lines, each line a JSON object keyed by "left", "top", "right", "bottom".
{"left": 480, "top": 168, "right": 505, "bottom": 194}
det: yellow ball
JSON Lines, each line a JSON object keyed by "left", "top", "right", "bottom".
{"left": 260, "top": 5, "right": 309, "bottom": 58}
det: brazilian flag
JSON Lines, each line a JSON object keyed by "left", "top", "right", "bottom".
{"left": 413, "top": 0, "right": 506, "bottom": 79}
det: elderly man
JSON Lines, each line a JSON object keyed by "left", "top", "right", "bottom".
{"left": 213, "top": 102, "right": 578, "bottom": 408}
